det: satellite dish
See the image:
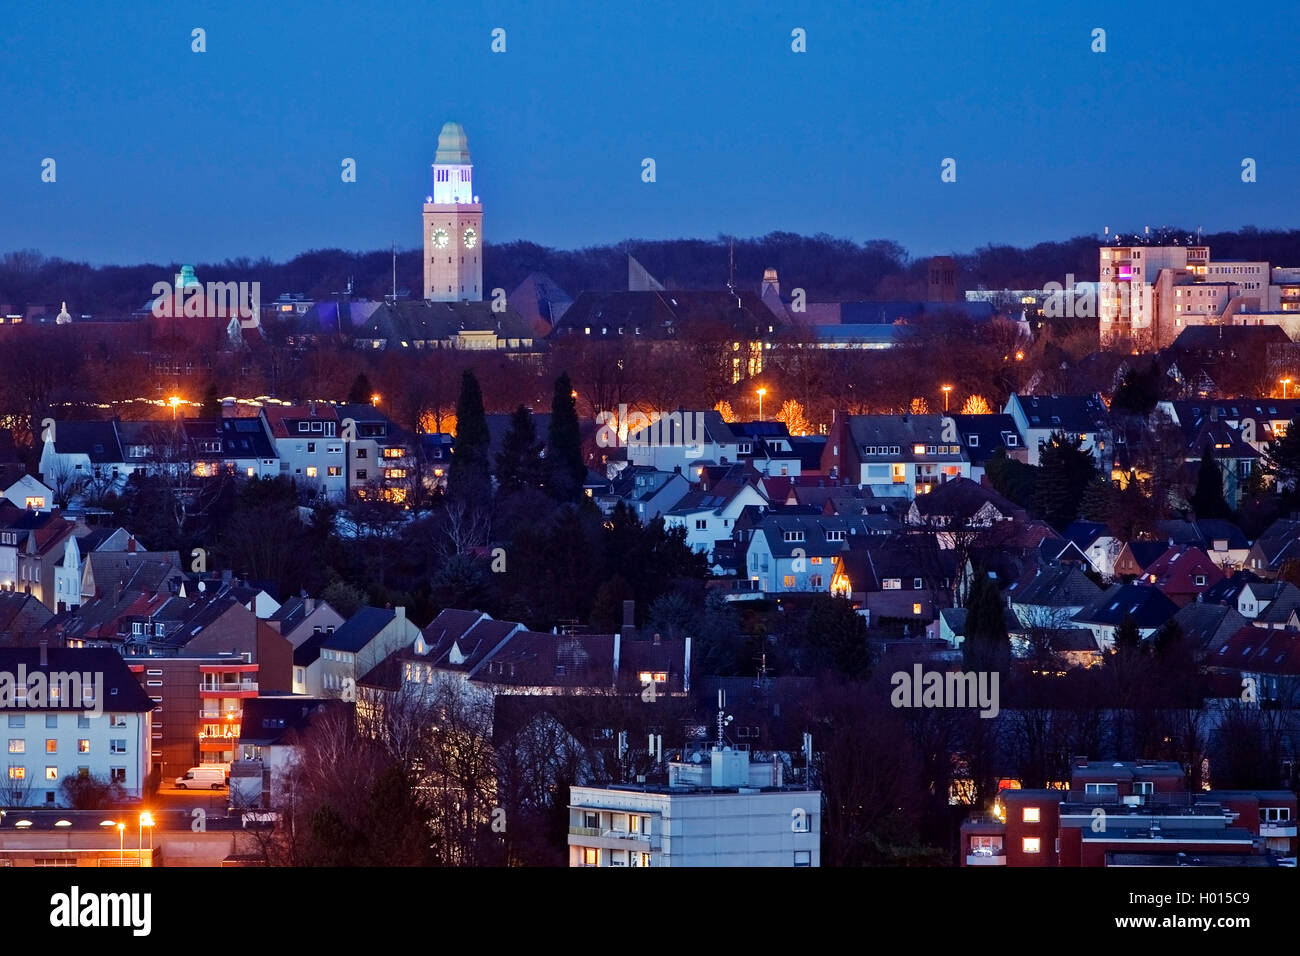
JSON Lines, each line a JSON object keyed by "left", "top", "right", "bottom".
{"left": 690, "top": 753, "right": 702, "bottom": 764}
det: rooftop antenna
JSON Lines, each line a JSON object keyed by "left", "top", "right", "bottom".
{"left": 391, "top": 242, "right": 397, "bottom": 304}
{"left": 727, "top": 237, "right": 735, "bottom": 294}
{"left": 716, "top": 689, "right": 730, "bottom": 746}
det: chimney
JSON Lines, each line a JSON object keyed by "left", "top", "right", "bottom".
{"left": 612, "top": 632, "right": 621, "bottom": 687}
{"left": 39, "top": 639, "right": 48, "bottom": 668}
{"left": 395, "top": 606, "right": 405, "bottom": 622}
{"left": 305, "top": 597, "right": 316, "bottom": 615}
{"left": 683, "top": 636, "right": 691, "bottom": 693}
{"left": 127, "top": 535, "right": 137, "bottom": 553}
{"left": 653, "top": 632, "right": 661, "bottom": 645}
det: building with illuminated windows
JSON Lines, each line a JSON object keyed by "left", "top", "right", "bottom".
{"left": 960, "top": 757, "right": 1297, "bottom": 867}
{"left": 568, "top": 745, "right": 820, "bottom": 867}
{"left": 0, "top": 646, "right": 154, "bottom": 807}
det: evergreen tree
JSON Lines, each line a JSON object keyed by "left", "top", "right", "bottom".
{"left": 494, "top": 405, "right": 544, "bottom": 495}
{"left": 1114, "top": 613, "right": 1140, "bottom": 650}
{"left": 1034, "top": 431, "right": 1096, "bottom": 530}
{"left": 804, "top": 594, "right": 871, "bottom": 680}
{"left": 201, "top": 383, "right": 221, "bottom": 419}
{"left": 347, "top": 373, "right": 374, "bottom": 405}
{"left": 545, "top": 372, "right": 586, "bottom": 502}
{"left": 962, "top": 569, "right": 1009, "bottom": 674}
{"left": 1190, "top": 440, "right": 1231, "bottom": 519}
{"left": 448, "top": 370, "right": 490, "bottom": 498}
{"left": 1264, "top": 416, "right": 1300, "bottom": 492}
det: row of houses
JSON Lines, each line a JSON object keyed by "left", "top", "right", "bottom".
{"left": 38, "top": 401, "right": 451, "bottom": 504}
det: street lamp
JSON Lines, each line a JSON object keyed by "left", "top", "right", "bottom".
{"left": 1282, "top": 377, "right": 1292, "bottom": 399}
{"left": 756, "top": 387, "right": 767, "bottom": 421}
{"left": 117, "top": 822, "right": 124, "bottom": 865}
{"left": 168, "top": 396, "right": 181, "bottom": 420}
{"left": 139, "top": 811, "right": 154, "bottom": 861}
{"left": 370, "top": 393, "right": 381, "bottom": 407}
{"left": 941, "top": 385, "right": 952, "bottom": 412}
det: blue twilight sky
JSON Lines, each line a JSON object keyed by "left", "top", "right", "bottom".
{"left": 2, "top": 0, "right": 1296, "bottom": 266}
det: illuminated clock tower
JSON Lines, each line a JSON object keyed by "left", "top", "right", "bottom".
{"left": 423, "top": 122, "right": 483, "bottom": 302}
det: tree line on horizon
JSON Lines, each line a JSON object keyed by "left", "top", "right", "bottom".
{"left": 6, "top": 225, "right": 1300, "bottom": 314}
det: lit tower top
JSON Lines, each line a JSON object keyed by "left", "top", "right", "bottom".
{"left": 431, "top": 122, "right": 474, "bottom": 204}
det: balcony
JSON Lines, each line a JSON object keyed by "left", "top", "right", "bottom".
{"left": 966, "top": 849, "right": 1006, "bottom": 866}
{"left": 566, "top": 826, "right": 658, "bottom": 851}
{"left": 199, "top": 680, "right": 258, "bottom": 697}
{"left": 1260, "top": 822, "right": 1297, "bottom": 838}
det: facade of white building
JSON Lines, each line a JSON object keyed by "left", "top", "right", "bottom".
{"left": 568, "top": 747, "right": 820, "bottom": 867}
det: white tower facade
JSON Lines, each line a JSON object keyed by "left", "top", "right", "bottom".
{"left": 423, "top": 122, "right": 483, "bottom": 302}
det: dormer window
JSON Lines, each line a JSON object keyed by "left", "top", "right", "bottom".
{"left": 968, "top": 435, "right": 979, "bottom": 447}
{"left": 783, "top": 530, "right": 805, "bottom": 543}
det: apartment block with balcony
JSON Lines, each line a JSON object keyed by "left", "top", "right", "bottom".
{"left": 568, "top": 745, "right": 820, "bottom": 867}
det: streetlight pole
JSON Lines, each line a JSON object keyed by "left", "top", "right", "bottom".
{"left": 1282, "top": 378, "right": 1291, "bottom": 400}
{"left": 117, "top": 822, "right": 124, "bottom": 865}
{"left": 756, "top": 388, "right": 766, "bottom": 421}
{"left": 941, "top": 385, "right": 952, "bottom": 413}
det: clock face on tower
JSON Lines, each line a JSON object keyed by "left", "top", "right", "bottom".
{"left": 462, "top": 227, "right": 478, "bottom": 249}
{"left": 432, "top": 228, "right": 449, "bottom": 249}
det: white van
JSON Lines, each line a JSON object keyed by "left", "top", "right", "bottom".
{"left": 175, "top": 766, "right": 228, "bottom": 789}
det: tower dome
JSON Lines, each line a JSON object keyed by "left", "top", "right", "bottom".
{"left": 55, "top": 301, "right": 71, "bottom": 324}
{"left": 434, "top": 122, "right": 471, "bottom": 165}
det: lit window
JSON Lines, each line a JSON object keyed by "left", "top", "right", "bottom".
{"left": 1022, "top": 837, "right": 1041, "bottom": 854}
{"left": 77, "top": 739, "right": 89, "bottom": 754}
{"left": 306, "top": 467, "right": 318, "bottom": 478}
{"left": 7, "top": 766, "right": 24, "bottom": 780}
{"left": 7, "top": 739, "right": 23, "bottom": 753}
{"left": 45, "top": 767, "right": 57, "bottom": 780}
{"left": 1023, "top": 807, "right": 1040, "bottom": 823}
{"left": 583, "top": 847, "right": 599, "bottom": 866}
{"left": 45, "top": 739, "right": 56, "bottom": 753}
{"left": 913, "top": 603, "right": 922, "bottom": 615}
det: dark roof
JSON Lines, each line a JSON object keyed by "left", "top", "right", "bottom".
{"left": 1010, "top": 564, "right": 1102, "bottom": 608}
{"left": 237, "top": 696, "right": 336, "bottom": 746}
{"left": 48, "top": 420, "right": 123, "bottom": 462}
{"left": 554, "top": 289, "right": 783, "bottom": 341}
{"left": 950, "top": 414, "right": 1023, "bottom": 465}
{"left": 1172, "top": 602, "right": 1248, "bottom": 655}
{"left": 1075, "top": 583, "right": 1178, "bottom": 629}
{"left": 323, "top": 606, "right": 396, "bottom": 652}
{"left": 1169, "top": 325, "right": 1290, "bottom": 352}
{"left": 0, "top": 647, "right": 154, "bottom": 712}
{"left": 1011, "top": 393, "right": 1109, "bottom": 432}
{"left": 1121, "top": 541, "right": 1170, "bottom": 573}
{"left": 292, "top": 630, "right": 328, "bottom": 666}
{"left": 1062, "top": 520, "right": 1110, "bottom": 550}
{"left": 909, "top": 476, "right": 1021, "bottom": 521}
{"left": 353, "top": 299, "right": 537, "bottom": 348}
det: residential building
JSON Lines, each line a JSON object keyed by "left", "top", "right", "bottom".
{"left": 0, "top": 646, "right": 154, "bottom": 807}
{"left": 319, "top": 606, "right": 422, "bottom": 697}
{"left": 262, "top": 403, "right": 345, "bottom": 500}
{"left": 1004, "top": 394, "right": 1112, "bottom": 468}
{"left": 1073, "top": 583, "right": 1178, "bottom": 650}
{"left": 961, "top": 757, "right": 1295, "bottom": 866}
{"left": 568, "top": 745, "right": 819, "bottom": 867}
{"left": 822, "top": 413, "right": 971, "bottom": 497}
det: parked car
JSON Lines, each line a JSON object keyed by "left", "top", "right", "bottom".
{"left": 175, "top": 766, "right": 228, "bottom": 789}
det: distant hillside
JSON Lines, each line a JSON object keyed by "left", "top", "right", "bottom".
{"left": 5, "top": 226, "right": 1300, "bottom": 315}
